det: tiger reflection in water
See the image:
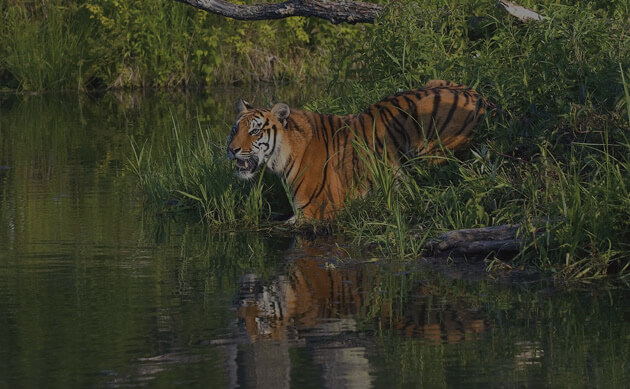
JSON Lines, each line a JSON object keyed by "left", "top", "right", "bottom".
{"left": 236, "top": 240, "right": 489, "bottom": 343}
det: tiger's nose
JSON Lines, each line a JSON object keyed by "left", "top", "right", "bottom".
{"left": 227, "top": 146, "right": 241, "bottom": 159}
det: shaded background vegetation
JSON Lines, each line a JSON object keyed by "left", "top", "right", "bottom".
{"left": 0, "top": 0, "right": 360, "bottom": 90}
{"left": 316, "top": 0, "right": 630, "bottom": 281}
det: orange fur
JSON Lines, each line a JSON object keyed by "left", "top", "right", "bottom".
{"left": 236, "top": 241, "right": 489, "bottom": 342}
{"left": 227, "top": 80, "right": 489, "bottom": 220}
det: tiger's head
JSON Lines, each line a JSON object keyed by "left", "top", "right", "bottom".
{"left": 226, "top": 99, "right": 290, "bottom": 180}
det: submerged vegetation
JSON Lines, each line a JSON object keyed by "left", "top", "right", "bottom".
{"left": 130, "top": 0, "right": 630, "bottom": 282}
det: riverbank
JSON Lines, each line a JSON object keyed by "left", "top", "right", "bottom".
{"left": 131, "top": 1, "right": 630, "bottom": 282}
{"left": 3, "top": 1, "right": 629, "bottom": 282}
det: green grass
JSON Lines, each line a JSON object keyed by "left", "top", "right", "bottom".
{"left": 0, "top": 2, "right": 92, "bottom": 91}
{"left": 128, "top": 0, "right": 630, "bottom": 282}
{"left": 129, "top": 116, "right": 292, "bottom": 227}
{"left": 328, "top": 0, "right": 630, "bottom": 281}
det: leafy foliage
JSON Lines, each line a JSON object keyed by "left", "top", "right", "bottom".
{"left": 0, "top": 0, "right": 362, "bottom": 90}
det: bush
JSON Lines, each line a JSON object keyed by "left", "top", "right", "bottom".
{"left": 0, "top": 0, "right": 362, "bottom": 90}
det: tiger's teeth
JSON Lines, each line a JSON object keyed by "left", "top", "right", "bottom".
{"left": 244, "top": 161, "right": 249, "bottom": 169}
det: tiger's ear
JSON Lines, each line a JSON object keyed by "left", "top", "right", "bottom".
{"left": 271, "top": 103, "right": 290, "bottom": 122}
{"left": 237, "top": 99, "right": 252, "bottom": 113}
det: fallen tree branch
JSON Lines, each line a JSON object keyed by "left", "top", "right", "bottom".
{"left": 173, "top": 0, "right": 385, "bottom": 24}
{"left": 421, "top": 216, "right": 563, "bottom": 258}
{"left": 425, "top": 224, "right": 526, "bottom": 258}
{"left": 173, "top": 0, "right": 545, "bottom": 25}
{"left": 496, "top": 0, "right": 544, "bottom": 22}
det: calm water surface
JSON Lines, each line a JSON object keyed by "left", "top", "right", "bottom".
{"left": 1, "top": 89, "right": 629, "bottom": 388}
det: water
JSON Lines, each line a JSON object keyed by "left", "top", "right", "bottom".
{"left": 1, "top": 90, "right": 630, "bottom": 388}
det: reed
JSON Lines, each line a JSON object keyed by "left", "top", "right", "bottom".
{"left": 129, "top": 117, "right": 284, "bottom": 227}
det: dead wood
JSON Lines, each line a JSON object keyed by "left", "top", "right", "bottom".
{"left": 496, "top": 0, "right": 544, "bottom": 22}
{"left": 173, "top": 0, "right": 384, "bottom": 24}
{"left": 173, "top": 0, "right": 545, "bottom": 25}
{"left": 425, "top": 224, "right": 525, "bottom": 258}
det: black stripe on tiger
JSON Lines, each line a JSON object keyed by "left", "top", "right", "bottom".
{"left": 226, "top": 80, "right": 489, "bottom": 220}
{"left": 438, "top": 92, "right": 461, "bottom": 136}
{"left": 387, "top": 99, "right": 412, "bottom": 150}
{"left": 378, "top": 106, "right": 404, "bottom": 157}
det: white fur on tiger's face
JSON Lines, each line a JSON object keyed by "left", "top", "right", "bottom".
{"left": 227, "top": 100, "right": 290, "bottom": 180}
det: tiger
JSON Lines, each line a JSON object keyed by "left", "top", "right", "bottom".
{"left": 226, "top": 80, "right": 489, "bottom": 220}
{"left": 236, "top": 238, "right": 489, "bottom": 343}
{"left": 235, "top": 248, "right": 489, "bottom": 388}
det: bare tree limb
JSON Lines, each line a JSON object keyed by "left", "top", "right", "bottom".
{"left": 173, "top": 0, "right": 385, "bottom": 24}
{"left": 497, "top": 0, "right": 544, "bottom": 22}
{"left": 173, "top": 0, "right": 545, "bottom": 25}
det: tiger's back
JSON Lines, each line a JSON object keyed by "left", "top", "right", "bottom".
{"left": 354, "top": 80, "right": 483, "bottom": 159}
{"left": 227, "top": 80, "right": 489, "bottom": 220}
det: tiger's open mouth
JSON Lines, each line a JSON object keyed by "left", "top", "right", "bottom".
{"left": 235, "top": 156, "right": 259, "bottom": 176}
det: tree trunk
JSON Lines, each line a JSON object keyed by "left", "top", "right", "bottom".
{"left": 173, "top": 0, "right": 385, "bottom": 24}
{"left": 173, "top": 0, "right": 545, "bottom": 25}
